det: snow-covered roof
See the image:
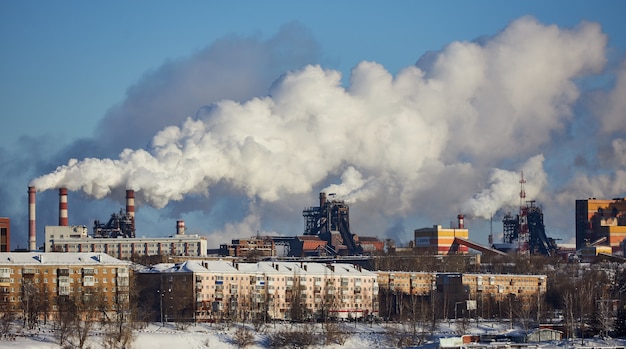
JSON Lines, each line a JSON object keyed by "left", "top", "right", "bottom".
{"left": 137, "top": 260, "right": 376, "bottom": 277}
{"left": 0, "top": 252, "right": 129, "bottom": 266}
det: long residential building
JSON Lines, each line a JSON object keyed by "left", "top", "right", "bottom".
{"left": 137, "top": 260, "right": 379, "bottom": 322}
{"left": 377, "top": 271, "right": 546, "bottom": 299}
{"left": 377, "top": 270, "right": 547, "bottom": 319}
{"left": 45, "top": 225, "right": 208, "bottom": 259}
{"left": 0, "top": 252, "right": 131, "bottom": 318}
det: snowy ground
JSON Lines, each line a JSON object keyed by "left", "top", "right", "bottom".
{"left": 1, "top": 320, "right": 625, "bottom": 349}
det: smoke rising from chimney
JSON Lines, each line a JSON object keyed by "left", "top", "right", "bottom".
{"left": 29, "top": 17, "right": 607, "bottom": 223}
{"left": 26, "top": 17, "right": 625, "bottom": 246}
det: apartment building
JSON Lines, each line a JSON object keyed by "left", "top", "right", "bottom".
{"left": 0, "top": 252, "right": 131, "bottom": 318}
{"left": 378, "top": 271, "right": 545, "bottom": 298}
{"left": 137, "top": 260, "right": 379, "bottom": 322}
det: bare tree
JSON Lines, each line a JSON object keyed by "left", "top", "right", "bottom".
{"left": 0, "top": 311, "right": 15, "bottom": 339}
{"left": 53, "top": 296, "right": 76, "bottom": 347}
{"left": 21, "top": 278, "right": 40, "bottom": 329}
{"left": 73, "top": 289, "right": 106, "bottom": 349}
{"left": 102, "top": 300, "right": 135, "bottom": 349}
{"left": 563, "top": 289, "right": 576, "bottom": 341}
{"left": 232, "top": 326, "right": 255, "bottom": 348}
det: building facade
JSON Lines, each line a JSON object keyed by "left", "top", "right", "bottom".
{"left": 575, "top": 198, "right": 626, "bottom": 252}
{"left": 219, "top": 237, "right": 276, "bottom": 258}
{"left": 377, "top": 270, "right": 546, "bottom": 319}
{"left": 414, "top": 225, "right": 469, "bottom": 255}
{"left": 0, "top": 218, "right": 9, "bottom": 252}
{"left": 45, "top": 226, "right": 208, "bottom": 259}
{"left": 137, "top": 260, "right": 379, "bottom": 322}
{"left": 0, "top": 252, "right": 131, "bottom": 319}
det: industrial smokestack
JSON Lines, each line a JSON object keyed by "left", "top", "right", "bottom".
{"left": 125, "top": 189, "right": 135, "bottom": 229}
{"left": 457, "top": 214, "right": 465, "bottom": 229}
{"left": 319, "top": 192, "right": 326, "bottom": 207}
{"left": 28, "top": 186, "right": 36, "bottom": 251}
{"left": 59, "top": 187, "right": 68, "bottom": 226}
{"left": 176, "top": 220, "right": 185, "bottom": 235}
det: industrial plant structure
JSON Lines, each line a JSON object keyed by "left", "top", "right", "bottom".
{"left": 302, "top": 192, "right": 379, "bottom": 255}
{"left": 26, "top": 186, "right": 207, "bottom": 259}
{"left": 93, "top": 190, "right": 136, "bottom": 238}
{"left": 498, "top": 174, "right": 558, "bottom": 256}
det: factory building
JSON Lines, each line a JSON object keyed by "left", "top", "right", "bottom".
{"left": 302, "top": 193, "right": 384, "bottom": 255}
{"left": 28, "top": 186, "right": 207, "bottom": 260}
{"left": 0, "top": 218, "right": 9, "bottom": 252}
{"left": 219, "top": 236, "right": 276, "bottom": 258}
{"left": 414, "top": 215, "right": 469, "bottom": 255}
{"left": 0, "top": 252, "right": 131, "bottom": 317}
{"left": 45, "top": 230, "right": 208, "bottom": 259}
{"left": 137, "top": 260, "right": 379, "bottom": 322}
{"left": 576, "top": 197, "right": 626, "bottom": 252}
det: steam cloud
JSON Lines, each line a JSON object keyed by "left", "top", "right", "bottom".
{"left": 30, "top": 16, "right": 624, "bottom": 241}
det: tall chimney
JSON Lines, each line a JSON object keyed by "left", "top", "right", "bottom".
{"left": 457, "top": 214, "right": 465, "bottom": 229}
{"left": 28, "top": 186, "right": 36, "bottom": 251}
{"left": 319, "top": 192, "right": 327, "bottom": 207}
{"left": 176, "top": 220, "right": 185, "bottom": 235}
{"left": 125, "top": 190, "right": 135, "bottom": 229}
{"left": 59, "top": 187, "right": 68, "bottom": 226}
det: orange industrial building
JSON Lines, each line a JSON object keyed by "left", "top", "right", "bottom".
{"left": 575, "top": 198, "right": 626, "bottom": 252}
{"left": 414, "top": 215, "right": 470, "bottom": 255}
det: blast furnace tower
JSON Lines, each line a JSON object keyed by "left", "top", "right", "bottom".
{"left": 302, "top": 193, "right": 362, "bottom": 255}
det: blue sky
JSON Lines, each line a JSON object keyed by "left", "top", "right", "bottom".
{"left": 1, "top": 1, "right": 626, "bottom": 250}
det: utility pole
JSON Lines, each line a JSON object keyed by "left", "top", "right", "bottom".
{"left": 157, "top": 289, "right": 164, "bottom": 326}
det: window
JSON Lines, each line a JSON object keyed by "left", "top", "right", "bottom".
{"left": 83, "top": 276, "right": 95, "bottom": 287}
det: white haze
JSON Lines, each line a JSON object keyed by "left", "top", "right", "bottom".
{"left": 30, "top": 16, "right": 626, "bottom": 243}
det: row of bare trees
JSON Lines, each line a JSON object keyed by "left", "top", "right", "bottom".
{"left": 1, "top": 281, "right": 137, "bottom": 349}
{"left": 374, "top": 249, "right": 626, "bottom": 340}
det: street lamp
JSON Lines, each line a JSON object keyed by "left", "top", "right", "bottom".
{"left": 157, "top": 289, "right": 164, "bottom": 326}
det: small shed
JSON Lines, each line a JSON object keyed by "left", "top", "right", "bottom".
{"left": 526, "top": 328, "right": 563, "bottom": 342}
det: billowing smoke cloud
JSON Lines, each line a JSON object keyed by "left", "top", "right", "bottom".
{"left": 30, "top": 17, "right": 608, "bottom": 226}
{"left": 462, "top": 155, "right": 547, "bottom": 219}
{"left": 27, "top": 16, "right": 626, "bottom": 246}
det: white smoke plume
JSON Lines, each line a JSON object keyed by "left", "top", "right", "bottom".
{"left": 30, "top": 17, "right": 615, "bottom": 241}
{"left": 462, "top": 155, "right": 547, "bottom": 219}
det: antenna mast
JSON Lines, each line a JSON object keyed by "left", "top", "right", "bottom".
{"left": 518, "top": 171, "right": 529, "bottom": 253}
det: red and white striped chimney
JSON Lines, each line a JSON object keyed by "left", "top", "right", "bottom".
{"left": 125, "top": 189, "right": 135, "bottom": 229}
{"left": 59, "top": 187, "right": 68, "bottom": 226}
{"left": 457, "top": 214, "right": 465, "bottom": 229}
{"left": 28, "top": 186, "right": 36, "bottom": 251}
{"left": 176, "top": 220, "right": 185, "bottom": 235}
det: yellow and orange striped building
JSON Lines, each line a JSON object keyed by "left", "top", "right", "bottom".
{"left": 414, "top": 225, "right": 469, "bottom": 255}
